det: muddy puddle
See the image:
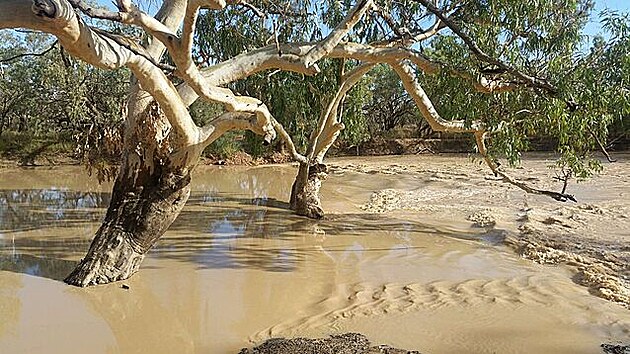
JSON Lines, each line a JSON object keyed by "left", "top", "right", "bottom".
{"left": 0, "top": 155, "right": 628, "bottom": 353}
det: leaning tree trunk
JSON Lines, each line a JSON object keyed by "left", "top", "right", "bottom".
{"left": 65, "top": 103, "right": 193, "bottom": 287}
{"left": 290, "top": 162, "right": 327, "bottom": 219}
{"left": 64, "top": 159, "right": 190, "bottom": 286}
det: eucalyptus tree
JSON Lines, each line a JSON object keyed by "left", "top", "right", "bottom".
{"left": 0, "top": 0, "right": 379, "bottom": 286}
{"left": 255, "top": 0, "right": 630, "bottom": 217}
{"left": 0, "top": 0, "right": 627, "bottom": 286}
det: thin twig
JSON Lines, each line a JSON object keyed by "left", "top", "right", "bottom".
{"left": 588, "top": 127, "right": 617, "bottom": 163}
{"left": 239, "top": 1, "right": 266, "bottom": 18}
{"left": 67, "top": 0, "right": 122, "bottom": 21}
{"left": 0, "top": 40, "right": 58, "bottom": 63}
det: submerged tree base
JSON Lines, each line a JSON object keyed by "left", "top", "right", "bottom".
{"left": 290, "top": 163, "right": 327, "bottom": 219}
{"left": 64, "top": 157, "right": 192, "bottom": 287}
{"left": 64, "top": 235, "right": 145, "bottom": 287}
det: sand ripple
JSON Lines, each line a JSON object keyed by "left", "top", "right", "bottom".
{"left": 336, "top": 156, "right": 630, "bottom": 309}
{"left": 251, "top": 275, "right": 591, "bottom": 343}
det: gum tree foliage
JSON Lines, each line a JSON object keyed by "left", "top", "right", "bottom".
{"left": 0, "top": 31, "right": 129, "bottom": 169}
{"left": 415, "top": 2, "right": 630, "bottom": 177}
{"left": 0, "top": 0, "right": 628, "bottom": 286}
{"left": 195, "top": 0, "right": 629, "bottom": 174}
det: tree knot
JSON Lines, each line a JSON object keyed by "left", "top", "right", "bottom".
{"left": 32, "top": 0, "right": 57, "bottom": 18}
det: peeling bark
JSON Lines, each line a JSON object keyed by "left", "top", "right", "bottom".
{"left": 66, "top": 101, "right": 193, "bottom": 286}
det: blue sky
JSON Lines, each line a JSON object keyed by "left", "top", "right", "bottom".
{"left": 96, "top": 0, "right": 630, "bottom": 36}
{"left": 585, "top": 0, "right": 630, "bottom": 32}
{"left": 594, "top": 0, "right": 630, "bottom": 11}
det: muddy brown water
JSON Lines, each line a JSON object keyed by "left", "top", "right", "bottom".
{"left": 0, "top": 156, "right": 628, "bottom": 353}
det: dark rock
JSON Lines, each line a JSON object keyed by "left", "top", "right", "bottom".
{"left": 601, "top": 343, "right": 630, "bottom": 354}
{"left": 239, "top": 333, "right": 421, "bottom": 354}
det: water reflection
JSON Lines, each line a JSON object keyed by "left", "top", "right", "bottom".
{"left": 0, "top": 189, "right": 110, "bottom": 232}
{"left": 0, "top": 167, "right": 476, "bottom": 281}
{"left": 0, "top": 254, "right": 76, "bottom": 281}
{"left": 160, "top": 199, "right": 446, "bottom": 273}
{"left": 0, "top": 186, "right": 463, "bottom": 279}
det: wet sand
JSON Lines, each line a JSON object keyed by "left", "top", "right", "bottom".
{"left": 342, "top": 153, "right": 630, "bottom": 309}
{"left": 0, "top": 154, "right": 629, "bottom": 353}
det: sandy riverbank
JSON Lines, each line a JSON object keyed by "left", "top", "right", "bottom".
{"left": 330, "top": 153, "right": 629, "bottom": 309}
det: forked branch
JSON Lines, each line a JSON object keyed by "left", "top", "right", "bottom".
{"left": 310, "top": 62, "right": 377, "bottom": 163}
{"left": 302, "top": 0, "right": 375, "bottom": 68}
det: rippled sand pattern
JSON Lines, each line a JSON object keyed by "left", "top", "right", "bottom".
{"left": 349, "top": 154, "right": 630, "bottom": 309}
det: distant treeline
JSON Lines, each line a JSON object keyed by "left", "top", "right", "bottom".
{"left": 1, "top": 27, "right": 629, "bottom": 165}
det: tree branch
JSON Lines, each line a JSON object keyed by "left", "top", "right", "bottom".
{"left": 271, "top": 117, "right": 307, "bottom": 163}
{"left": 412, "top": 0, "right": 558, "bottom": 95}
{"left": 200, "top": 111, "right": 267, "bottom": 147}
{"left": 475, "top": 132, "right": 577, "bottom": 202}
{"left": 72, "top": 0, "right": 278, "bottom": 144}
{"left": 4, "top": 0, "right": 200, "bottom": 148}
{"left": 309, "top": 62, "right": 376, "bottom": 163}
{"left": 588, "top": 127, "right": 617, "bottom": 163}
{"left": 390, "top": 60, "right": 479, "bottom": 132}
{"left": 302, "top": 0, "right": 375, "bottom": 69}
{"left": 91, "top": 28, "right": 175, "bottom": 71}
{"left": 389, "top": 58, "right": 576, "bottom": 202}
{"left": 66, "top": 0, "right": 122, "bottom": 21}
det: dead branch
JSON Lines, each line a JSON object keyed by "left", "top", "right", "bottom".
{"left": 475, "top": 132, "right": 577, "bottom": 202}
{"left": 589, "top": 127, "right": 617, "bottom": 163}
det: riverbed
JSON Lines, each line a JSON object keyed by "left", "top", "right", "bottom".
{"left": 0, "top": 154, "right": 628, "bottom": 353}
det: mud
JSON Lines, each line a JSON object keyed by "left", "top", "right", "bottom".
{"left": 0, "top": 153, "right": 629, "bottom": 353}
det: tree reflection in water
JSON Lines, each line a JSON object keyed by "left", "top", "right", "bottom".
{"left": 0, "top": 189, "right": 110, "bottom": 232}
{"left": 0, "top": 169, "right": 440, "bottom": 281}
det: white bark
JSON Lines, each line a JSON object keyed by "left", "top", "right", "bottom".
{"left": 82, "top": 0, "right": 375, "bottom": 153}
{"left": 0, "top": 0, "right": 383, "bottom": 169}
{"left": 390, "top": 60, "right": 480, "bottom": 133}
{"left": 389, "top": 59, "right": 574, "bottom": 201}
{"left": 309, "top": 63, "right": 376, "bottom": 163}
{"left": 302, "top": 0, "right": 375, "bottom": 69}
{"left": 1, "top": 0, "right": 201, "bottom": 149}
